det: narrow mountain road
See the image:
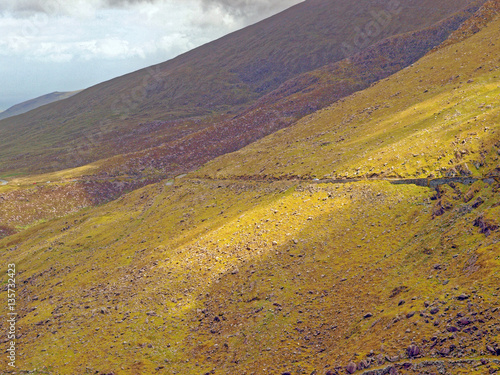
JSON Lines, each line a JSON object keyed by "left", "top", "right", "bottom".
{"left": 6, "top": 174, "right": 497, "bottom": 193}
{"left": 194, "top": 176, "right": 498, "bottom": 188}
{"left": 313, "top": 176, "right": 497, "bottom": 188}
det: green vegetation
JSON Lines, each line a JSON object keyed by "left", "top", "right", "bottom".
{"left": 0, "top": 1, "right": 499, "bottom": 374}
{"left": 199, "top": 15, "right": 500, "bottom": 181}
{"left": 0, "top": 176, "right": 498, "bottom": 373}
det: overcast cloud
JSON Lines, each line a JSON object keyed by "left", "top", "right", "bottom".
{"left": 0, "top": 0, "right": 302, "bottom": 110}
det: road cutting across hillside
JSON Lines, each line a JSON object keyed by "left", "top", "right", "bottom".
{"left": 194, "top": 175, "right": 498, "bottom": 188}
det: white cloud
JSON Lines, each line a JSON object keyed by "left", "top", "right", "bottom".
{"left": 0, "top": 0, "right": 303, "bottom": 62}
{"left": 201, "top": 0, "right": 301, "bottom": 21}
{"left": 0, "top": 0, "right": 303, "bottom": 109}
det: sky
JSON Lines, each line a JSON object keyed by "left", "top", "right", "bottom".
{"left": 0, "top": 0, "right": 302, "bottom": 111}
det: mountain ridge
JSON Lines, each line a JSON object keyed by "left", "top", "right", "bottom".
{"left": 0, "top": 0, "right": 481, "bottom": 175}
{"left": 0, "top": 91, "right": 82, "bottom": 121}
{"left": 197, "top": 11, "right": 500, "bottom": 182}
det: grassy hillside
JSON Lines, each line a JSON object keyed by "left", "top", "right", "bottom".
{"left": 88, "top": 2, "right": 486, "bottom": 180}
{"left": 0, "top": 0, "right": 481, "bottom": 175}
{"left": 0, "top": 91, "right": 82, "bottom": 121}
{"left": 435, "top": 0, "right": 500, "bottom": 50}
{"left": 0, "top": 6, "right": 499, "bottom": 375}
{"left": 199, "top": 10, "right": 500, "bottom": 182}
{"left": 0, "top": 179, "right": 499, "bottom": 374}
{"left": 0, "top": 1, "right": 488, "bottom": 241}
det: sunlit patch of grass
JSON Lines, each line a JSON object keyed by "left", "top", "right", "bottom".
{"left": 0, "top": 175, "right": 499, "bottom": 373}
{"left": 9, "top": 164, "right": 101, "bottom": 186}
{"left": 14, "top": 219, "right": 48, "bottom": 231}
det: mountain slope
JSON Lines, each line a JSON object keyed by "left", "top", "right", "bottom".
{"left": 93, "top": 1, "right": 485, "bottom": 179}
{"left": 3, "top": 177, "right": 499, "bottom": 374}
{"left": 435, "top": 0, "right": 500, "bottom": 50}
{"left": 0, "top": 91, "right": 81, "bottom": 121}
{"left": 0, "top": 0, "right": 482, "bottom": 175}
{"left": 0, "top": 0, "right": 486, "bottom": 241}
{"left": 199, "top": 8, "right": 500, "bottom": 181}
{"left": 1, "top": 6, "right": 500, "bottom": 375}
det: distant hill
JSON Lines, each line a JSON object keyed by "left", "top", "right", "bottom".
{"left": 0, "top": 91, "right": 81, "bottom": 121}
{"left": 0, "top": 0, "right": 482, "bottom": 175}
